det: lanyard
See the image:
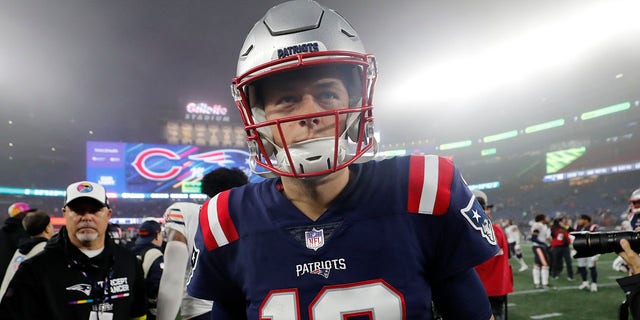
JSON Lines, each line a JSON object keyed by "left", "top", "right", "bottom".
{"left": 67, "top": 258, "right": 114, "bottom": 311}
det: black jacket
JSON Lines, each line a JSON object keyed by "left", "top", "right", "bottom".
{"left": 0, "top": 217, "right": 28, "bottom": 281}
{"left": 0, "top": 227, "right": 147, "bottom": 320}
{"left": 132, "top": 241, "right": 164, "bottom": 320}
{"left": 17, "top": 236, "right": 48, "bottom": 255}
{"left": 618, "top": 273, "right": 640, "bottom": 320}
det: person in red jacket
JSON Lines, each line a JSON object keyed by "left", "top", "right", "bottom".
{"left": 550, "top": 215, "right": 574, "bottom": 281}
{"left": 473, "top": 190, "right": 514, "bottom": 320}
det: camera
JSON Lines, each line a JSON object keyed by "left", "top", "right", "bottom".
{"left": 572, "top": 231, "right": 640, "bottom": 258}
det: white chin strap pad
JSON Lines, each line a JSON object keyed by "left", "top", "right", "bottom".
{"left": 275, "top": 137, "right": 347, "bottom": 174}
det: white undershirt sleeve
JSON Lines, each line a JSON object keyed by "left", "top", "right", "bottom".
{"left": 156, "top": 240, "right": 189, "bottom": 320}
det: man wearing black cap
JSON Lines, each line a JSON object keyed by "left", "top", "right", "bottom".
{"left": 0, "top": 181, "right": 147, "bottom": 320}
{"left": 132, "top": 220, "right": 164, "bottom": 320}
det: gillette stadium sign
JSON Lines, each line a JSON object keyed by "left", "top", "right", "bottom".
{"left": 184, "top": 102, "right": 231, "bottom": 122}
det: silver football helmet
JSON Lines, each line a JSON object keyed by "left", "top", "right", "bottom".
{"left": 231, "top": 0, "right": 378, "bottom": 178}
{"left": 630, "top": 188, "right": 640, "bottom": 214}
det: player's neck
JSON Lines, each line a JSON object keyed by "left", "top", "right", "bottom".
{"left": 280, "top": 168, "right": 350, "bottom": 221}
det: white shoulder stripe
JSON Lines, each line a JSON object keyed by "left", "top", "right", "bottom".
{"left": 206, "top": 196, "right": 230, "bottom": 246}
{"left": 418, "top": 155, "right": 440, "bottom": 214}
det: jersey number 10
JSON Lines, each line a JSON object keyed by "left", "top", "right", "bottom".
{"left": 260, "top": 280, "right": 405, "bottom": 319}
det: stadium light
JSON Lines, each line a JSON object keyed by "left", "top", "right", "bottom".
{"left": 439, "top": 140, "right": 472, "bottom": 150}
{"left": 483, "top": 130, "right": 518, "bottom": 143}
{"left": 379, "top": 149, "right": 407, "bottom": 157}
{"left": 525, "top": 119, "right": 565, "bottom": 134}
{"left": 580, "top": 102, "right": 631, "bottom": 120}
{"left": 391, "top": 1, "right": 640, "bottom": 105}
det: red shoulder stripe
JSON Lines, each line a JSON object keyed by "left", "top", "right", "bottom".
{"left": 407, "top": 155, "right": 426, "bottom": 213}
{"left": 199, "top": 199, "right": 218, "bottom": 251}
{"left": 198, "top": 190, "right": 238, "bottom": 251}
{"left": 216, "top": 190, "right": 239, "bottom": 244}
{"left": 433, "top": 157, "right": 453, "bottom": 215}
{"left": 407, "top": 155, "right": 454, "bottom": 215}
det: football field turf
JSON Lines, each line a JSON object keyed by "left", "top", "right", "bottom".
{"left": 507, "top": 243, "right": 625, "bottom": 319}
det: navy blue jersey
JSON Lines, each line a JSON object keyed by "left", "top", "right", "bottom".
{"left": 631, "top": 214, "right": 640, "bottom": 230}
{"left": 188, "top": 155, "right": 498, "bottom": 319}
{"left": 575, "top": 223, "right": 598, "bottom": 232}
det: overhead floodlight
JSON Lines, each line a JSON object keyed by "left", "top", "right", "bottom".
{"left": 439, "top": 140, "right": 472, "bottom": 150}
{"left": 379, "top": 149, "right": 407, "bottom": 157}
{"left": 580, "top": 102, "right": 631, "bottom": 120}
{"left": 392, "top": 0, "right": 640, "bottom": 105}
{"left": 525, "top": 119, "right": 565, "bottom": 134}
{"left": 483, "top": 130, "right": 518, "bottom": 143}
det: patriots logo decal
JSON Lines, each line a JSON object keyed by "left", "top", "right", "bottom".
{"left": 66, "top": 283, "right": 92, "bottom": 296}
{"left": 310, "top": 268, "right": 331, "bottom": 279}
{"left": 460, "top": 196, "right": 497, "bottom": 245}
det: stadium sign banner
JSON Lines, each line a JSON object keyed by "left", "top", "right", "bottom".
{"left": 184, "top": 102, "right": 233, "bottom": 122}
{"left": 86, "top": 141, "right": 258, "bottom": 194}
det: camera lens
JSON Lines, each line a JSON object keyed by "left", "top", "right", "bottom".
{"left": 572, "top": 231, "right": 640, "bottom": 258}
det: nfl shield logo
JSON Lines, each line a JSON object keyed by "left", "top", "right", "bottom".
{"left": 305, "top": 228, "right": 325, "bottom": 251}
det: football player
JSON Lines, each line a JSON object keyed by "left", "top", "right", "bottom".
{"left": 187, "top": 1, "right": 498, "bottom": 319}
{"left": 157, "top": 168, "right": 248, "bottom": 320}
{"left": 628, "top": 188, "right": 640, "bottom": 230}
{"left": 530, "top": 214, "right": 551, "bottom": 289}
{"left": 157, "top": 202, "right": 209, "bottom": 320}
{"left": 575, "top": 214, "right": 600, "bottom": 292}
{"left": 504, "top": 219, "right": 529, "bottom": 272}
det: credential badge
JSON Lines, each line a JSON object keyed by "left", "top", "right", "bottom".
{"left": 305, "top": 228, "right": 325, "bottom": 251}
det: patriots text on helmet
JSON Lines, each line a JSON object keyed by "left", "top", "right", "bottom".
{"left": 277, "top": 42, "right": 320, "bottom": 59}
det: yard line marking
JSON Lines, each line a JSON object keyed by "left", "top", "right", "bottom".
{"left": 512, "top": 282, "right": 618, "bottom": 295}
{"left": 530, "top": 312, "right": 563, "bottom": 319}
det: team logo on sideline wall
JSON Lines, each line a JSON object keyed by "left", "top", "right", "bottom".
{"left": 460, "top": 197, "right": 497, "bottom": 245}
{"left": 305, "top": 228, "right": 325, "bottom": 251}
